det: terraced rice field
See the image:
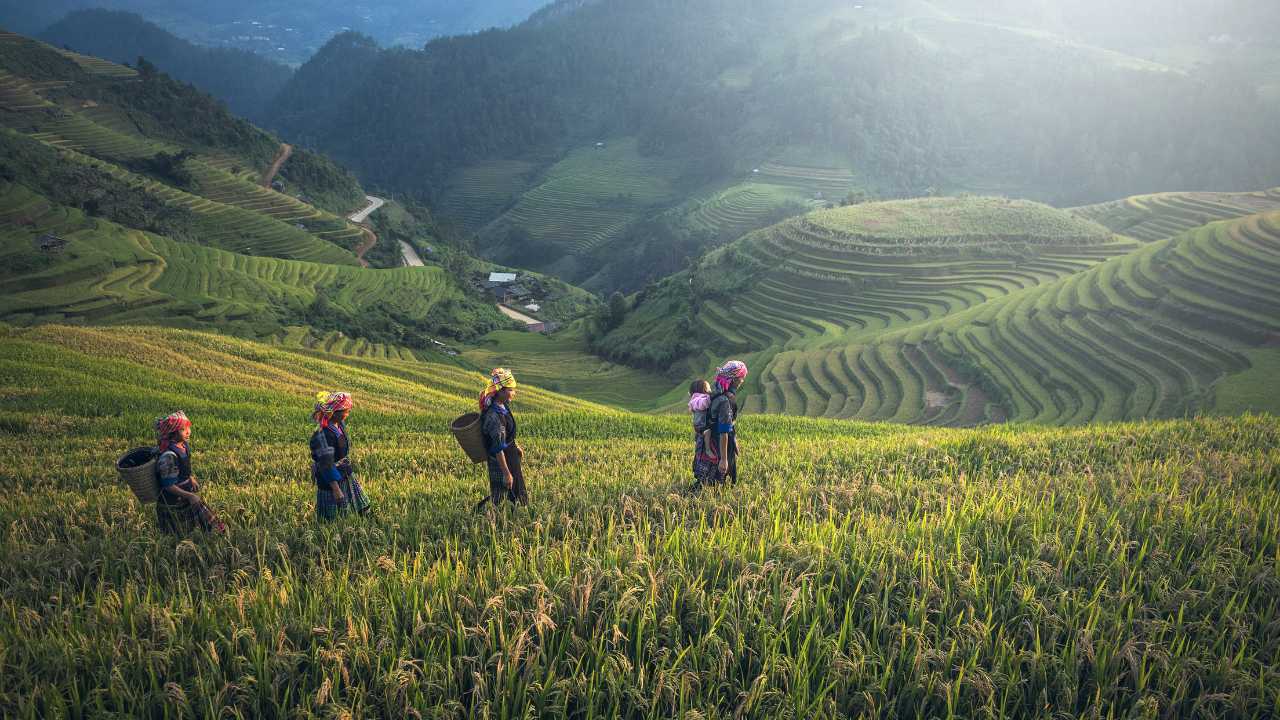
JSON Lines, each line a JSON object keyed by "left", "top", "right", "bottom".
{"left": 744, "top": 210, "right": 1280, "bottom": 423}
{"left": 679, "top": 182, "right": 819, "bottom": 240}
{"left": 753, "top": 162, "right": 857, "bottom": 200}
{"left": 2, "top": 324, "right": 1278, "bottom": 717}
{"left": 0, "top": 30, "right": 138, "bottom": 79}
{"left": 481, "top": 139, "right": 688, "bottom": 256}
{"left": 0, "top": 52, "right": 369, "bottom": 264}
{"left": 0, "top": 182, "right": 459, "bottom": 349}
{"left": 1071, "top": 189, "right": 1280, "bottom": 243}
{"left": 698, "top": 198, "right": 1127, "bottom": 355}
{"left": 436, "top": 159, "right": 538, "bottom": 230}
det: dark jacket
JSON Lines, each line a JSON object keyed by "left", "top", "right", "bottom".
{"left": 481, "top": 403, "right": 516, "bottom": 461}
{"left": 310, "top": 424, "right": 350, "bottom": 490}
{"left": 708, "top": 389, "right": 738, "bottom": 463}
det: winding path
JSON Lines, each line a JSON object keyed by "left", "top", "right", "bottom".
{"left": 349, "top": 194, "right": 386, "bottom": 223}
{"left": 260, "top": 143, "right": 293, "bottom": 187}
{"left": 400, "top": 241, "right": 425, "bottom": 267}
{"left": 347, "top": 195, "right": 386, "bottom": 268}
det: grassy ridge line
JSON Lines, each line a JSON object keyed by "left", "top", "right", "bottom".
{"left": 0, "top": 324, "right": 1277, "bottom": 716}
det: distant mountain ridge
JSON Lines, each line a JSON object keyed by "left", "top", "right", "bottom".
{"left": 39, "top": 9, "right": 292, "bottom": 122}
{"left": 264, "top": 0, "right": 1280, "bottom": 293}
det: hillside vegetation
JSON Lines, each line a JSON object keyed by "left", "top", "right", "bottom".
{"left": 264, "top": 0, "right": 1280, "bottom": 292}
{"left": 38, "top": 9, "right": 293, "bottom": 122}
{"left": 0, "top": 324, "right": 1277, "bottom": 717}
{"left": 0, "top": 32, "right": 512, "bottom": 353}
{"left": 600, "top": 193, "right": 1280, "bottom": 423}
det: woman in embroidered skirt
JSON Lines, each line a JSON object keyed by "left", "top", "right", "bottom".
{"left": 473, "top": 368, "right": 528, "bottom": 512}
{"left": 310, "top": 391, "right": 371, "bottom": 520}
{"left": 154, "top": 411, "right": 228, "bottom": 535}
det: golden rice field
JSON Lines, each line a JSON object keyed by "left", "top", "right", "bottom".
{"left": 1, "top": 324, "right": 1277, "bottom": 718}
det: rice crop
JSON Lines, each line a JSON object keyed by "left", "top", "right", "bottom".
{"left": 0, "top": 324, "right": 1277, "bottom": 718}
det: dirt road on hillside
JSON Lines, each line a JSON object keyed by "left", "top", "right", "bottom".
{"left": 260, "top": 143, "right": 292, "bottom": 187}
{"left": 400, "top": 241, "right": 425, "bottom": 267}
{"left": 348, "top": 195, "right": 386, "bottom": 268}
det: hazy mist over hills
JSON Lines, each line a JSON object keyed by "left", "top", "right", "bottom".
{"left": 0, "top": 0, "right": 549, "bottom": 65}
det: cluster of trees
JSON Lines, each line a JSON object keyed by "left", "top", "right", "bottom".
{"left": 277, "top": 148, "right": 364, "bottom": 216}
{"left": 0, "top": 131, "right": 199, "bottom": 242}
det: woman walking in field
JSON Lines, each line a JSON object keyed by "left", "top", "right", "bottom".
{"left": 310, "top": 391, "right": 371, "bottom": 520}
{"left": 474, "top": 368, "right": 528, "bottom": 512}
{"left": 154, "top": 411, "right": 228, "bottom": 535}
{"left": 705, "top": 360, "right": 748, "bottom": 486}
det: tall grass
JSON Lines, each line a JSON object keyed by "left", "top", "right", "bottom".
{"left": 1, "top": 326, "right": 1277, "bottom": 717}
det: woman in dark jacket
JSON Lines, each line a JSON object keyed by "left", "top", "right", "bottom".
{"left": 154, "top": 411, "right": 227, "bottom": 535}
{"left": 474, "top": 368, "right": 528, "bottom": 512}
{"left": 310, "top": 391, "right": 370, "bottom": 520}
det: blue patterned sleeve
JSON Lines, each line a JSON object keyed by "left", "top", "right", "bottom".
{"left": 156, "top": 451, "right": 181, "bottom": 489}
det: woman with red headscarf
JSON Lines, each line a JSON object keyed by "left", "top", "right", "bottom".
{"left": 154, "top": 411, "right": 227, "bottom": 535}
{"left": 310, "top": 391, "right": 370, "bottom": 521}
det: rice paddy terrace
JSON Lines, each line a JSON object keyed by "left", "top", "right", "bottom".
{"left": 477, "top": 138, "right": 690, "bottom": 270}
{"left": 1072, "top": 188, "right": 1280, "bottom": 243}
{"left": 0, "top": 181, "right": 481, "bottom": 360}
{"left": 0, "top": 34, "right": 369, "bottom": 264}
{"left": 605, "top": 194, "right": 1280, "bottom": 424}
{"left": 1, "top": 323, "right": 1278, "bottom": 717}
{"left": 696, "top": 196, "right": 1127, "bottom": 355}
{"left": 675, "top": 181, "right": 823, "bottom": 242}
{"left": 745, "top": 205, "right": 1280, "bottom": 423}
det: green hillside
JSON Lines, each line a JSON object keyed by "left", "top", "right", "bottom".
{"left": 1, "top": 323, "right": 1277, "bottom": 716}
{"left": 0, "top": 30, "right": 522, "bottom": 356}
{"left": 749, "top": 208, "right": 1280, "bottom": 422}
{"left": 599, "top": 197, "right": 1127, "bottom": 365}
{"left": 599, "top": 194, "right": 1280, "bottom": 423}
{"left": 0, "top": 181, "right": 505, "bottom": 349}
{"left": 478, "top": 138, "right": 694, "bottom": 280}
{"left": 264, "top": 0, "right": 1280, "bottom": 294}
{"left": 0, "top": 31, "right": 369, "bottom": 261}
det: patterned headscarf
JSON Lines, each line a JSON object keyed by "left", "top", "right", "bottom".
{"left": 715, "top": 360, "right": 749, "bottom": 392}
{"left": 155, "top": 410, "right": 191, "bottom": 451}
{"left": 479, "top": 368, "right": 517, "bottom": 411}
{"left": 313, "top": 391, "right": 353, "bottom": 428}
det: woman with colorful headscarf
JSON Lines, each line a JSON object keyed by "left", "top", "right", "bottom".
{"left": 474, "top": 368, "right": 528, "bottom": 512}
{"left": 702, "top": 360, "right": 748, "bottom": 487}
{"left": 154, "top": 411, "right": 227, "bottom": 535}
{"left": 310, "top": 391, "right": 370, "bottom": 521}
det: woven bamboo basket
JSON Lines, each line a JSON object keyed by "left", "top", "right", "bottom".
{"left": 450, "top": 413, "right": 488, "bottom": 464}
{"left": 118, "top": 447, "right": 159, "bottom": 504}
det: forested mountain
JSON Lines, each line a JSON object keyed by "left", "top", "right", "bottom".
{"left": 265, "top": 0, "right": 1280, "bottom": 291}
{"left": 0, "top": 0, "right": 548, "bottom": 65}
{"left": 39, "top": 10, "right": 292, "bottom": 122}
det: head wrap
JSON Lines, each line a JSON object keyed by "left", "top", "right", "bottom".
{"left": 155, "top": 410, "right": 191, "bottom": 451}
{"left": 313, "top": 391, "right": 353, "bottom": 428}
{"left": 479, "top": 368, "right": 517, "bottom": 411}
{"left": 715, "top": 360, "right": 749, "bottom": 392}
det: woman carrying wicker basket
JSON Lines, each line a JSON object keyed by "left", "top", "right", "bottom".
{"left": 154, "top": 411, "right": 228, "bottom": 535}
{"left": 311, "top": 391, "right": 371, "bottom": 521}
{"left": 473, "top": 368, "right": 528, "bottom": 512}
